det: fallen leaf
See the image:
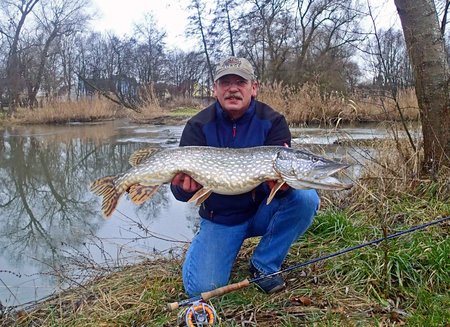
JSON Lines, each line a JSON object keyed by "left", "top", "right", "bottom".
{"left": 290, "top": 295, "right": 312, "bottom": 306}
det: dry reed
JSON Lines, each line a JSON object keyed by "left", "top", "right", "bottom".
{"left": 7, "top": 98, "right": 122, "bottom": 124}
{"left": 3, "top": 83, "right": 421, "bottom": 127}
{"left": 127, "top": 84, "right": 166, "bottom": 122}
{"left": 257, "top": 82, "right": 420, "bottom": 125}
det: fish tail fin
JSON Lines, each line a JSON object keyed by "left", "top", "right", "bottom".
{"left": 90, "top": 176, "right": 123, "bottom": 218}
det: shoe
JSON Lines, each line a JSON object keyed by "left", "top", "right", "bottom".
{"left": 249, "top": 262, "right": 286, "bottom": 294}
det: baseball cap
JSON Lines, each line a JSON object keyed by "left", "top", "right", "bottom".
{"left": 214, "top": 57, "right": 256, "bottom": 81}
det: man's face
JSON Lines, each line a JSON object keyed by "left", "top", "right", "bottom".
{"left": 214, "top": 74, "right": 258, "bottom": 119}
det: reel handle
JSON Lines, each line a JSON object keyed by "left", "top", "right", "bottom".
{"left": 167, "top": 301, "right": 180, "bottom": 311}
{"left": 167, "top": 278, "right": 250, "bottom": 311}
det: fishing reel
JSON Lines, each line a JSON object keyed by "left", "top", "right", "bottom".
{"left": 177, "top": 301, "right": 219, "bottom": 326}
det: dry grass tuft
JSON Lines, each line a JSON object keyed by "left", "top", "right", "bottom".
{"left": 335, "top": 135, "right": 449, "bottom": 227}
{"left": 8, "top": 99, "right": 122, "bottom": 124}
{"left": 128, "top": 84, "right": 165, "bottom": 122}
{"left": 2, "top": 258, "right": 185, "bottom": 327}
{"left": 257, "top": 82, "right": 420, "bottom": 125}
{"left": 165, "top": 95, "right": 206, "bottom": 110}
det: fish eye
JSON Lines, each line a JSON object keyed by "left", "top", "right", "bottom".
{"left": 311, "top": 156, "right": 319, "bottom": 163}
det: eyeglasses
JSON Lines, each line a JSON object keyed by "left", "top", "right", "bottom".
{"left": 217, "top": 79, "right": 249, "bottom": 88}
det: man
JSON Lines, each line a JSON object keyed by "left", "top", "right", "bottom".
{"left": 170, "top": 56, "right": 320, "bottom": 296}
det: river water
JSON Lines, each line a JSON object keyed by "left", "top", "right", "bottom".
{"left": 0, "top": 119, "right": 410, "bottom": 307}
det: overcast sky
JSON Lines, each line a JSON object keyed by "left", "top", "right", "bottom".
{"left": 90, "top": 0, "right": 191, "bottom": 49}
{"left": 89, "top": 0, "right": 399, "bottom": 50}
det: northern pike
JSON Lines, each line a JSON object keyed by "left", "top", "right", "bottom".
{"left": 91, "top": 146, "right": 353, "bottom": 218}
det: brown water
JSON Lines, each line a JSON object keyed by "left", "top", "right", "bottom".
{"left": 0, "top": 120, "right": 413, "bottom": 307}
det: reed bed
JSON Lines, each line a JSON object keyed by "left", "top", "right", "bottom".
{"left": 1, "top": 82, "right": 420, "bottom": 126}
{"left": 7, "top": 99, "right": 122, "bottom": 124}
{"left": 126, "top": 85, "right": 202, "bottom": 125}
{"left": 258, "top": 82, "right": 420, "bottom": 125}
{"left": 127, "top": 84, "right": 166, "bottom": 122}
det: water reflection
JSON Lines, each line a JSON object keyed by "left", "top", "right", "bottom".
{"left": 0, "top": 121, "right": 195, "bottom": 306}
{"left": 0, "top": 121, "right": 412, "bottom": 307}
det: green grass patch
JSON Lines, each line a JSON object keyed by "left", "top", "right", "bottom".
{"left": 169, "top": 107, "right": 201, "bottom": 117}
{"left": 407, "top": 288, "right": 450, "bottom": 326}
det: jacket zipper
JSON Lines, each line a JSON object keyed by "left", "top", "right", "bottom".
{"left": 232, "top": 123, "right": 236, "bottom": 138}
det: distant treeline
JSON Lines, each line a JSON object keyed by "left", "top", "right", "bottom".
{"left": 1, "top": 0, "right": 449, "bottom": 112}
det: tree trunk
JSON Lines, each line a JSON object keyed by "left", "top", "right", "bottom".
{"left": 394, "top": 0, "right": 450, "bottom": 175}
{"left": 195, "top": 3, "right": 214, "bottom": 83}
{"left": 224, "top": 1, "right": 235, "bottom": 56}
{"left": 28, "top": 30, "right": 58, "bottom": 107}
{"left": 6, "top": 0, "right": 40, "bottom": 112}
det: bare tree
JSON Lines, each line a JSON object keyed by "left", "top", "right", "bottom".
{"left": 134, "top": 14, "right": 167, "bottom": 84}
{"left": 211, "top": 0, "right": 241, "bottom": 56}
{"left": 165, "top": 50, "right": 205, "bottom": 98}
{"left": 368, "top": 28, "right": 412, "bottom": 91}
{"left": 436, "top": 0, "right": 450, "bottom": 35}
{"left": 229, "top": 0, "right": 293, "bottom": 82}
{"left": 0, "top": 0, "right": 40, "bottom": 111}
{"left": 24, "top": 0, "right": 92, "bottom": 107}
{"left": 291, "top": 0, "right": 362, "bottom": 84}
{"left": 395, "top": 0, "right": 450, "bottom": 174}
{"left": 187, "top": 0, "right": 215, "bottom": 82}
{"left": 232, "top": 0, "right": 362, "bottom": 85}
{"left": 59, "top": 34, "right": 80, "bottom": 101}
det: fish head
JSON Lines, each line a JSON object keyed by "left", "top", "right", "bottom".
{"left": 273, "top": 148, "right": 352, "bottom": 190}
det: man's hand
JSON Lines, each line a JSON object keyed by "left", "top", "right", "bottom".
{"left": 266, "top": 180, "right": 290, "bottom": 191}
{"left": 171, "top": 173, "right": 202, "bottom": 193}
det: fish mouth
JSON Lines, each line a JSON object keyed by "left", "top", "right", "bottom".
{"left": 283, "top": 175, "right": 353, "bottom": 190}
{"left": 310, "top": 162, "right": 351, "bottom": 179}
{"left": 281, "top": 162, "right": 353, "bottom": 190}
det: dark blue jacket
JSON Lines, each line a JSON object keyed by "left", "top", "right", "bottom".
{"left": 170, "top": 99, "right": 292, "bottom": 225}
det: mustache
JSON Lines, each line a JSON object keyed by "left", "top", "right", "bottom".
{"left": 224, "top": 93, "right": 243, "bottom": 100}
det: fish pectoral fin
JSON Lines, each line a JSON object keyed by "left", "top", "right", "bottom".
{"left": 188, "top": 188, "right": 213, "bottom": 206}
{"left": 128, "top": 184, "right": 160, "bottom": 205}
{"left": 195, "top": 190, "right": 213, "bottom": 206}
{"left": 266, "top": 180, "right": 286, "bottom": 204}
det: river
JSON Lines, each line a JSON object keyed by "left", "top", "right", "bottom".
{"left": 0, "top": 119, "right": 412, "bottom": 307}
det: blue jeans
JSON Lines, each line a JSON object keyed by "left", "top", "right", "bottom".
{"left": 182, "top": 189, "right": 320, "bottom": 296}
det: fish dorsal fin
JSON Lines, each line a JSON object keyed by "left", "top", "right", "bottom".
{"left": 129, "top": 147, "right": 160, "bottom": 166}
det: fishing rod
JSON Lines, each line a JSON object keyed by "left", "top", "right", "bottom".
{"left": 168, "top": 215, "right": 449, "bottom": 325}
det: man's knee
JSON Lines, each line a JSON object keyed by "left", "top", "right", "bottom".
{"left": 182, "top": 249, "right": 230, "bottom": 296}
{"left": 291, "top": 189, "right": 320, "bottom": 212}
{"left": 183, "top": 263, "right": 227, "bottom": 296}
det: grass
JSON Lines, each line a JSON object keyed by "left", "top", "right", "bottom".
{"left": 2, "top": 163, "right": 448, "bottom": 326}
{"left": 169, "top": 107, "right": 202, "bottom": 117}
{"left": 258, "top": 82, "right": 419, "bottom": 125}
{"left": 5, "top": 99, "right": 123, "bottom": 124}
